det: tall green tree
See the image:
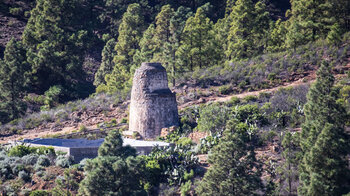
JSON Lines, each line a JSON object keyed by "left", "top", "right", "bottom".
{"left": 98, "top": 129, "right": 136, "bottom": 157}
{"left": 0, "top": 38, "right": 29, "bottom": 123}
{"left": 78, "top": 129, "right": 146, "bottom": 195}
{"left": 196, "top": 121, "right": 263, "bottom": 195}
{"left": 132, "top": 24, "right": 157, "bottom": 68}
{"left": 286, "top": 0, "right": 345, "bottom": 46}
{"left": 267, "top": 19, "right": 288, "bottom": 52}
{"left": 226, "top": 0, "right": 255, "bottom": 60}
{"left": 298, "top": 62, "right": 350, "bottom": 195}
{"left": 278, "top": 131, "right": 300, "bottom": 196}
{"left": 94, "top": 38, "right": 117, "bottom": 87}
{"left": 226, "top": 0, "right": 270, "bottom": 60}
{"left": 78, "top": 156, "right": 146, "bottom": 196}
{"left": 165, "top": 6, "right": 192, "bottom": 85}
{"left": 180, "top": 5, "right": 216, "bottom": 70}
{"left": 252, "top": 0, "right": 270, "bottom": 53}
{"left": 22, "top": 0, "right": 89, "bottom": 96}
{"left": 105, "top": 3, "right": 145, "bottom": 92}
{"left": 152, "top": 4, "right": 175, "bottom": 61}
{"left": 327, "top": 23, "right": 342, "bottom": 45}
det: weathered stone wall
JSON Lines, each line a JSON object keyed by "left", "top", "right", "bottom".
{"left": 129, "top": 62, "right": 179, "bottom": 139}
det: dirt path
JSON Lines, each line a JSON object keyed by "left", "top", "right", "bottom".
{"left": 179, "top": 70, "right": 348, "bottom": 108}
{"left": 213, "top": 78, "right": 314, "bottom": 103}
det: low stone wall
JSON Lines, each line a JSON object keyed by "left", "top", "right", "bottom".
{"left": 9, "top": 138, "right": 170, "bottom": 163}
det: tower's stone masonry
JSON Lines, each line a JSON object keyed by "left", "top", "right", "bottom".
{"left": 129, "top": 62, "right": 179, "bottom": 139}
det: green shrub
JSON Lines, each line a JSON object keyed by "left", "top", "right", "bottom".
{"left": 44, "top": 85, "right": 63, "bottom": 108}
{"left": 121, "top": 118, "right": 128, "bottom": 123}
{"left": 34, "top": 146, "right": 55, "bottom": 156}
{"left": 18, "top": 170, "right": 30, "bottom": 182}
{"left": 79, "top": 125, "right": 88, "bottom": 132}
{"left": 228, "top": 96, "right": 240, "bottom": 105}
{"left": 0, "top": 160, "right": 13, "bottom": 180}
{"left": 218, "top": 85, "right": 232, "bottom": 95}
{"left": 243, "top": 95, "right": 258, "bottom": 102}
{"left": 196, "top": 135, "right": 220, "bottom": 154}
{"left": 197, "top": 103, "right": 230, "bottom": 134}
{"left": 29, "top": 190, "right": 50, "bottom": 196}
{"left": 184, "top": 169, "right": 194, "bottom": 181}
{"left": 233, "top": 104, "right": 267, "bottom": 126}
{"left": 55, "top": 155, "right": 74, "bottom": 168}
{"left": 35, "top": 170, "right": 46, "bottom": 178}
{"left": 8, "top": 145, "right": 54, "bottom": 157}
{"left": 12, "top": 164, "right": 25, "bottom": 175}
{"left": 9, "top": 7, "right": 23, "bottom": 16}
{"left": 8, "top": 145, "right": 32, "bottom": 157}
{"left": 180, "top": 180, "right": 192, "bottom": 196}
{"left": 176, "top": 137, "right": 193, "bottom": 147}
{"left": 36, "top": 155, "right": 50, "bottom": 167}
{"left": 267, "top": 73, "right": 277, "bottom": 81}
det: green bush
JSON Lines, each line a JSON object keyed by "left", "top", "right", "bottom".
{"left": 218, "top": 85, "right": 232, "bottom": 95}
{"left": 176, "top": 137, "right": 193, "bottom": 147}
{"left": 197, "top": 103, "right": 230, "bottom": 134}
{"left": 18, "top": 170, "right": 30, "bottom": 182}
{"left": 267, "top": 73, "right": 277, "bottom": 81}
{"left": 36, "top": 155, "right": 51, "bottom": 167}
{"left": 79, "top": 125, "right": 88, "bottom": 132}
{"left": 44, "top": 85, "right": 64, "bottom": 108}
{"left": 180, "top": 180, "right": 192, "bottom": 196}
{"left": 228, "top": 96, "right": 240, "bottom": 105}
{"left": 243, "top": 95, "right": 258, "bottom": 102}
{"left": 8, "top": 145, "right": 32, "bottom": 157}
{"left": 22, "top": 154, "right": 38, "bottom": 165}
{"left": 9, "top": 7, "right": 23, "bottom": 16}
{"left": 29, "top": 190, "right": 50, "bottom": 196}
{"left": 12, "top": 164, "right": 26, "bottom": 175}
{"left": 9, "top": 145, "right": 56, "bottom": 157}
{"left": 55, "top": 155, "right": 74, "bottom": 168}
{"left": 233, "top": 104, "right": 267, "bottom": 126}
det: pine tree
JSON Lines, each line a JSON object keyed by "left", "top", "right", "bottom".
{"left": 94, "top": 38, "right": 117, "bottom": 87}
{"left": 105, "top": 3, "right": 144, "bottom": 92}
{"left": 132, "top": 24, "right": 157, "bottom": 68}
{"left": 252, "top": 1, "right": 270, "bottom": 54}
{"left": 166, "top": 6, "right": 192, "bottom": 86}
{"left": 226, "top": 0, "right": 255, "bottom": 60}
{"left": 196, "top": 121, "right": 263, "bottom": 195}
{"left": 152, "top": 5, "right": 175, "bottom": 62}
{"left": 286, "top": 0, "right": 339, "bottom": 45}
{"left": 78, "top": 129, "right": 146, "bottom": 195}
{"left": 298, "top": 61, "right": 350, "bottom": 195}
{"left": 98, "top": 129, "right": 136, "bottom": 158}
{"left": 22, "top": 0, "right": 89, "bottom": 96}
{"left": 278, "top": 131, "right": 300, "bottom": 196}
{"left": 0, "top": 38, "right": 29, "bottom": 123}
{"left": 327, "top": 23, "right": 342, "bottom": 46}
{"left": 97, "top": 0, "right": 138, "bottom": 37}
{"left": 267, "top": 19, "right": 288, "bottom": 52}
{"left": 78, "top": 156, "right": 146, "bottom": 196}
{"left": 286, "top": 21, "right": 303, "bottom": 51}
{"left": 181, "top": 5, "right": 216, "bottom": 70}
{"left": 225, "top": 0, "right": 236, "bottom": 17}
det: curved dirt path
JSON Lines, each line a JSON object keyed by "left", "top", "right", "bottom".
{"left": 213, "top": 78, "right": 314, "bottom": 103}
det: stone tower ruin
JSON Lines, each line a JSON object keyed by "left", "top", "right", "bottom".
{"left": 129, "top": 62, "right": 179, "bottom": 139}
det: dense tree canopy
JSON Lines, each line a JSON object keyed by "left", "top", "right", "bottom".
{"left": 299, "top": 62, "right": 350, "bottom": 195}
{"left": 196, "top": 121, "right": 263, "bottom": 195}
{"left": 0, "top": 38, "right": 29, "bottom": 122}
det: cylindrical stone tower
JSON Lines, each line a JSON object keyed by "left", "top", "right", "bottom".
{"left": 129, "top": 62, "right": 179, "bottom": 139}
